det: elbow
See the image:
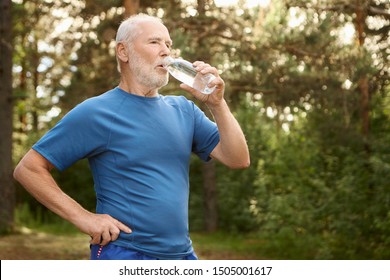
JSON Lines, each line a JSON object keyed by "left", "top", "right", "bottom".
{"left": 13, "top": 159, "right": 30, "bottom": 183}
{"left": 237, "top": 159, "right": 251, "bottom": 169}
{"left": 229, "top": 156, "right": 251, "bottom": 170}
{"left": 236, "top": 150, "right": 251, "bottom": 169}
{"left": 243, "top": 158, "right": 251, "bottom": 169}
{"left": 13, "top": 163, "right": 23, "bottom": 182}
{"left": 212, "top": 144, "right": 250, "bottom": 169}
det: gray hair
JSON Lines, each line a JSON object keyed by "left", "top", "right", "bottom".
{"left": 115, "top": 13, "right": 164, "bottom": 73}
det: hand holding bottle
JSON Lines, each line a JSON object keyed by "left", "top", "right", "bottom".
{"left": 163, "top": 57, "right": 216, "bottom": 94}
{"left": 163, "top": 57, "right": 225, "bottom": 104}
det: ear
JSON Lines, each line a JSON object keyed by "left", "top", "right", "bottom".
{"left": 116, "top": 42, "right": 129, "bottom": 63}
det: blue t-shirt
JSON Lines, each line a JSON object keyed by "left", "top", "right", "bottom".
{"left": 33, "top": 87, "right": 220, "bottom": 259}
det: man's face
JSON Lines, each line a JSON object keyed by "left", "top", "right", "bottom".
{"left": 126, "top": 21, "right": 172, "bottom": 89}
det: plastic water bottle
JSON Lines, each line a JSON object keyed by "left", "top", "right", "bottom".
{"left": 163, "top": 57, "right": 216, "bottom": 94}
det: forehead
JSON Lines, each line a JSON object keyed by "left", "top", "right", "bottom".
{"left": 136, "top": 20, "right": 172, "bottom": 42}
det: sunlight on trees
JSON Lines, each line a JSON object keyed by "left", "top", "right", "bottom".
{"left": 8, "top": 0, "right": 390, "bottom": 259}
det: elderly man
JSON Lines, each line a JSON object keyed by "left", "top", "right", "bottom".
{"left": 14, "top": 13, "right": 250, "bottom": 260}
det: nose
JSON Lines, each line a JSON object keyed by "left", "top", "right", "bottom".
{"left": 160, "top": 43, "right": 171, "bottom": 57}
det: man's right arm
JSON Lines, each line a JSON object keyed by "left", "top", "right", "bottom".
{"left": 13, "top": 149, "right": 131, "bottom": 245}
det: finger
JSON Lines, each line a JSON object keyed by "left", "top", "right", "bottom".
{"left": 200, "top": 66, "right": 217, "bottom": 76}
{"left": 180, "top": 84, "right": 210, "bottom": 102}
{"left": 179, "top": 83, "right": 202, "bottom": 97}
{"left": 108, "top": 227, "right": 120, "bottom": 241}
{"left": 180, "top": 83, "right": 196, "bottom": 93}
{"left": 193, "top": 62, "right": 215, "bottom": 75}
{"left": 193, "top": 61, "right": 206, "bottom": 68}
{"left": 208, "top": 77, "right": 224, "bottom": 89}
{"left": 90, "top": 234, "right": 101, "bottom": 245}
{"left": 116, "top": 221, "right": 132, "bottom": 234}
{"left": 193, "top": 62, "right": 216, "bottom": 74}
{"left": 100, "top": 231, "right": 111, "bottom": 246}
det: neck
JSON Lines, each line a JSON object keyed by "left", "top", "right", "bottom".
{"left": 118, "top": 80, "right": 158, "bottom": 98}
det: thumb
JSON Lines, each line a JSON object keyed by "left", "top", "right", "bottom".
{"left": 179, "top": 83, "right": 196, "bottom": 93}
{"left": 179, "top": 83, "right": 209, "bottom": 102}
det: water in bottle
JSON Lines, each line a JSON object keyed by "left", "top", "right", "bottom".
{"left": 163, "top": 57, "right": 216, "bottom": 94}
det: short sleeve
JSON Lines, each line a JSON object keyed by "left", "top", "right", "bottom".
{"left": 190, "top": 102, "right": 220, "bottom": 161}
{"left": 32, "top": 101, "right": 108, "bottom": 171}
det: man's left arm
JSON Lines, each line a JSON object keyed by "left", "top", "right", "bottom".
{"left": 180, "top": 61, "right": 250, "bottom": 169}
{"left": 207, "top": 99, "right": 250, "bottom": 169}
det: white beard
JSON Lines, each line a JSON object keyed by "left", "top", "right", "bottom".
{"left": 128, "top": 49, "right": 169, "bottom": 89}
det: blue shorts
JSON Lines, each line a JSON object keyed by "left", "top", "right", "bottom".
{"left": 90, "top": 243, "right": 198, "bottom": 260}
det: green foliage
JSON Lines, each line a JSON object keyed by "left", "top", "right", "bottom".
{"left": 191, "top": 231, "right": 269, "bottom": 259}
{"left": 14, "top": 203, "right": 78, "bottom": 234}
{"left": 51, "top": 160, "right": 96, "bottom": 212}
{"left": 11, "top": 0, "right": 390, "bottom": 259}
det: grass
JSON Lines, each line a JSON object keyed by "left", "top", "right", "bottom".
{"left": 9, "top": 203, "right": 390, "bottom": 260}
{"left": 11, "top": 204, "right": 342, "bottom": 260}
{"left": 12, "top": 204, "right": 267, "bottom": 259}
{"left": 191, "top": 231, "right": 268, "bottom": 259}
{"left": 0, "top": 227, "right": 267, "bottom": 260}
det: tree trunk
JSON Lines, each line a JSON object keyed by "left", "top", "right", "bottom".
{"left": 0, "top": 0, "right": 15, "bottom": 233}
{"left": 197, "top": 0, "right": 218, "bottom": 232}
{"left": 354, "top": 3, "right": 370, "bottom": 151}
{"left": 354, "top": 2, "right": 374, "bottom": 191}
{"left": 123, "top": 0, "right": 139, "bottom": 18}
{"left": 359, "top": 75, "right": 370, "bottom": 144}
{"left": 202, "top": 159, "right": 218, "bottom": 232}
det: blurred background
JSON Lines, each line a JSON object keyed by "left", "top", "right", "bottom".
{"left": 0, "top": 0, "right": 389, "bottom": 259}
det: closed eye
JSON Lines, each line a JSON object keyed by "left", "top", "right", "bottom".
{"left": 148, "top": 37, "right": 172, "bottom": 49}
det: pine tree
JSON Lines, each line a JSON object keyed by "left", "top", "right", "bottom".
{"left": 0, "top": 0, "right": 14, "bottom": 233}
